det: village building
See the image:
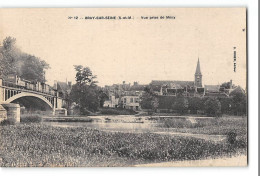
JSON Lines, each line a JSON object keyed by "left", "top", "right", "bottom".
{"left": 120, "top": 95, "right": 140, "bottom": 111}
{"left": 103, "top": 81, "right": 145, "bottom": 110}
{"left": 53, "top": 81, "right": 72, "bottom": 115}
{"left": 103, "top": 94, "right": 119, "bottom": 108}
{"left": 150, "top": 58, "right": 205, "bottom": 97}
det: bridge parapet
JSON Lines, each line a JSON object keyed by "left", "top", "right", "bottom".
{"left": 1, "top": 80, "right": 56, "bottom": 97}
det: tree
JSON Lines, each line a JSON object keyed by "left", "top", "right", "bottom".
{"left": 0, "top": 36, "right": 50, "bottom": 82}
{"left": 204, "top": 97, "right": 222, "bottom": 117}
{"left": 220, "top": 82, "right": 233, "bottom": 89}
{"left": 188, "top": 97, "right": 204, "bottom": 114}
{"left": 230, "top": 88, "right": 247, "bottom": 116}
{"left": 69, "top": 65, "right": 100, "bottom": 114}
{"left": 0, "top": 37, "right": 20, "bottom": 76}
{"left": 140, "top": 86, "right": 159, "bottom": 113}
{"left": 98, "top": 89, "right": 108, "bottom": 108}
{"left": 20, "top": 55, "right": 49, "bottom": 82}
{"left": 74, "top": 65, "right": 97, "bottom": 85}
{"left": 3, "top": 36, "right": 17, "bottom": 51}
{"left": 151, "top": 97, "right": 159, "bottom": 112}
{"left": 219, "top": 97, "right": 234, "bottom": 115}
{"left": 172, "top": 96, "right": 189, "bottom": 114}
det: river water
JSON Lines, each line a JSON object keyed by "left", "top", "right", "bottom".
{"left": 44, "top": 115, "right": 226, "bottom": 142}
{"left": 45, "top": 115, "right": 160, "bottom": 133}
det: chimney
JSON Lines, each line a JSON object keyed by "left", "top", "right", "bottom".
{"left": 230, "top": 80, "right": 233, "bottom": 89}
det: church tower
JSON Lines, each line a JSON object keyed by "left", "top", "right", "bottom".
{"left": 194, "top": 58, "right": 202, "bottom": 87}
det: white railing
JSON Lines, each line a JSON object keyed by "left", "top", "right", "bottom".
{"left": 1, "top": 81, "right": 56, "bottom": 97}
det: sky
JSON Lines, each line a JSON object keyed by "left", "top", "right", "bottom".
{"left": 0, "top": 8, "right": 247, "bottom": 88}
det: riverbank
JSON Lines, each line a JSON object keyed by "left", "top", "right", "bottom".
{"left": 0, "top": 123, "right": 247, "bottom": 167}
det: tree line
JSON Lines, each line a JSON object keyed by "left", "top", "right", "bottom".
{"left": 140, "top": 86, "right": 247, "bottom": 117}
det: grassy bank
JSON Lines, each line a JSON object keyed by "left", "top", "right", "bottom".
{"left": 157, "top": 117, "right": 247, "bottom": 144}
{"left": 0, "top": 124, "right": 246, "bottom": 167}
{"left": 21, "top": 114, "right": 43, "bottom": 123}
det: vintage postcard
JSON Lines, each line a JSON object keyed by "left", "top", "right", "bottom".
{"left": 0, "top": 8, "right": 247, "bottom": 167}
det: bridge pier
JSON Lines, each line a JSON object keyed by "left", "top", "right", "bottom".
{"left": 2, "top": 103, "right": 20, "bottom": 123}
{"left": 0, "top": 104, "right": 7, "bottom": 122}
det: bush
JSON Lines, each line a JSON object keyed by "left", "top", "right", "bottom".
{"left": 20, "top": 114, "right": 42, "bottom": 123}
{"left": 0, "top": 118, "right": 16, "bottom": 126}
{"left": 159, "top": 118, "right": 194, "bottom": 128}
{"left": 100, "top": 108, "right": 136, "bottom": 115}
{"left": 160, "top": 117, "right": 247, "bottom": 138}
{"left": 227, "top": 131, "right": 237, "bottom": 144}
{"left": 158, "top": 117, "right": 220, "bottom": 129}
{"left": 194, "top": 118, "right": 218, "bottom": 127}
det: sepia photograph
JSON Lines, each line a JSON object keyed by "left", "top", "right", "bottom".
{"left": 0, "top": 8, "right": 247, "bottom": 167}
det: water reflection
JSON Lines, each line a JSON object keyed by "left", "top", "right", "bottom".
{"left": 45, "top": 115, "right": 158, "bottom": 133}
{"left": 47, "top": 121, "right": 159, "bottom": 133}
{"left": 44, "top": 115, "right": 211, "bottom": 133}
{"left": 44, "top": 115, "right": 226, "bottom": 142}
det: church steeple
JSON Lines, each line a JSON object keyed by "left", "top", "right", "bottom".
{"left": 194, "top": 58, "right": 202, "bottom": 87}
{"left": 195, "top": 58, "right": 202, "bottom": 75}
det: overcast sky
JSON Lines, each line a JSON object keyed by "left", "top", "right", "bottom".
{"left": 0, "top": 8, "right": 246, "bottom": 88}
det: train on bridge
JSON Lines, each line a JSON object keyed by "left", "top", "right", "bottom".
{"left": 2, "top": 75, "right": 56, "bottom": 96}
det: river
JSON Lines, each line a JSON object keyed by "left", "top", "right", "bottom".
{"left": 44, "top": 115, "right": 226, "bottom": 142}
{"left": 45, "top": 115, "right": 160, "bottom": 133}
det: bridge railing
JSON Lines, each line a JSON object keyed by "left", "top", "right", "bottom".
{"left": 1, "top": 80, "right": 56, "bottom": 96}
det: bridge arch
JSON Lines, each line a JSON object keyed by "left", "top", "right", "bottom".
{"left": 5, "top": 92, "right": 53, "bottom": 109}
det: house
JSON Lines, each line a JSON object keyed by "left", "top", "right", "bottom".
{"left": 120, "top": 95, "right": 140, "bottom": 111}
{"left": 204, "top": 82, "right": 233, "bottom": 97}
{"left": 204, "top": 85, "right": 220, "bottom": 92}
{"left": 53, "top": 81, "right": 72, "bottom": 109}
{"left": 103, "top": 81, "right": 131, "bottom": 98}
